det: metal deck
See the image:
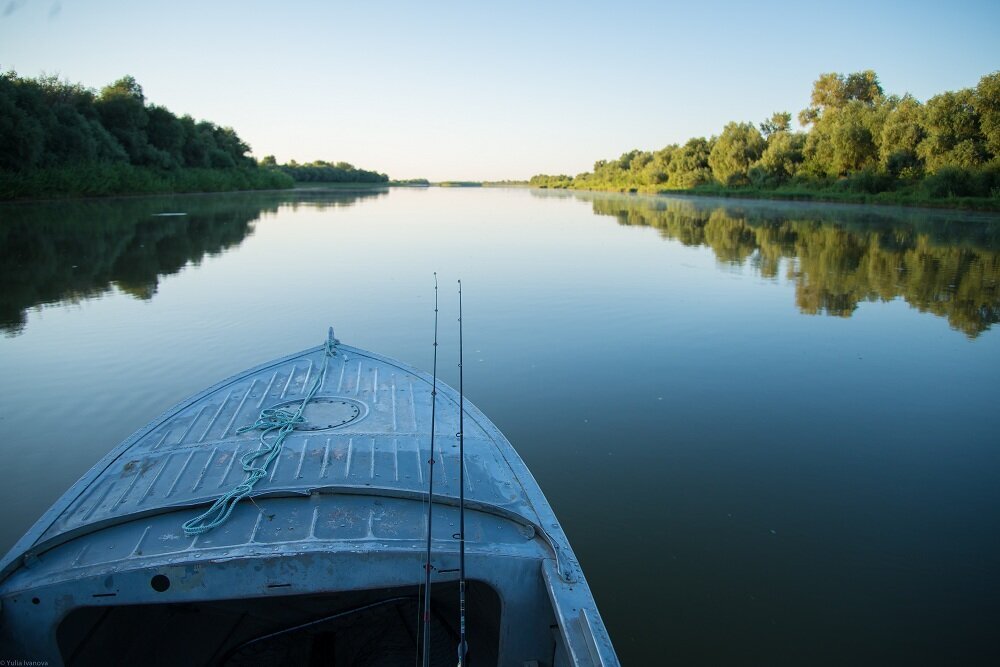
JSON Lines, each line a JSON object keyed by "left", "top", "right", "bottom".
{"left": 0, "top": 340, "right": 618, "bottom": 665}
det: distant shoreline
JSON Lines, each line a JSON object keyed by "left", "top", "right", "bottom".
{"left": 532, "top": 184, "right": 1000, "bottom": 213}
{"left": 7, "top": 177, "right": 994, "bottom": 213}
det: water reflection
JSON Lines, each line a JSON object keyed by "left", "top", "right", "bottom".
{"left": 0, "top": 189, "right": 386, "bottom": 335}
{"left": 555, "top": 192, "right": 1000, "bottom": 338}
{"left": 4, "top": 188, "right": 998, "bottom": 339}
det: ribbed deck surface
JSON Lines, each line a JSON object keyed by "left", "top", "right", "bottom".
{"left": 3, "top": 494, "right": 541, "bottom": 593}
{"left": 0, "top": 340, "right": 620, "bottom": 667}
{"left": 32, "top": 344, "right": 538, "bottom": 548}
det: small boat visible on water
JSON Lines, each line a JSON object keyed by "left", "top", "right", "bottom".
{"left": 0, "top": 323, "right": 619, "bottom": 665}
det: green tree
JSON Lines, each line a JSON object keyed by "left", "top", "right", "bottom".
{"left": 95, "top": 75, "right": 151, "bottom": 164}
{"left": 0, "top": 73, "right": 46, "bottom": 169}
{"left": 34, "top": 75, "right": 109, "bottom": 166}
{"left": 880, "top": 95, "right": 926, "bottom": 177}
{"left": 528, "top": 173, "right": 573, "bottom": 188}
{"left": 974, "top": 71, "right": 1000, "bottom": 159}
{"left": 641, "top": 146, "right": 673, "bottom": 185}
{"left": 209, "top": 125, "right": 251, "bottom": 168}
{"left": 798, "top": 71, "right": 885, "bottom": 178}
{"left": 146, "top": 105, "right": 184, "bottom": 168}
{"left": 829, "top": 101, "right": 881, "bottom": 174}
{"left": 709, "top": 122, "right": 766, "bottom": 185}
{"left": 799, "top": 72, "right": 848, "bottom": 126}
{"left": 799, "top": 70, "right": 883, "bottom": 127}
{"left": 179, "top": 115, "right": 209, "bottom": 167}
{"left": 844, "top": 70, "right": 884, "bottom": 105}
{"left": 753, "top": 131, "right": 806, "bottom": 184}
{"left": 760, "top": 112, "right": 792, "bottom": 138}
{"left": 667, "top": 137, "right": 714, "bottom": 188}
{"left": 918, "top": 88, "right": 987, "bottom": 171}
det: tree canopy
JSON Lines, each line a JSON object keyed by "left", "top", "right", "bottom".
{"left": 266, "top": 159, "right": 388, "bottom": 183}
{"left": 1, "top": 72, "right": 257, "bottom": 173}
{"left": 531, "top": 70, "right": 1000, "bottom": 204}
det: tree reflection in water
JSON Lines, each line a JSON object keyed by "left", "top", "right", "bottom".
{"left": 577, "top": 193, "right": 1000, "bottom": 338}
{"left": 0, "top": 189, "right": 387, "bottom": 335}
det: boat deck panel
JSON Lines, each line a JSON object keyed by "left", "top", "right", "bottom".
{"left": 4, "top": 494, "right": 542, "bottom": 594}
{"left": 26, "top": 345, "right": 539, "bottom": 551}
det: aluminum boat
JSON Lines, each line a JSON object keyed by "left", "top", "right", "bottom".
{"left": 0, "top": 331, "right": 618, "bottom": 665}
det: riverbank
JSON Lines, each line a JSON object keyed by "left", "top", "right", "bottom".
{"left": 534, "top": 182, "right": 1000, "bottom": 212}
{"left": 292, "top": 181, "right": 431, "bottom": 189}
{"left": 653, "top": 184, "right": 1000, "bottom": 212}
{"left": 0, "top": 177, "right": 438, "bottom": 204}
{"left": 0, "top": 164, "right": 294, "bottom": 201}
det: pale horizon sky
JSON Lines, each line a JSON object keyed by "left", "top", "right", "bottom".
{"left": 2, "top": 0, "right": 998, "bottom": 181}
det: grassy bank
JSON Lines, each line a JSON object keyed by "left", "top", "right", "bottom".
{"left": 289, "top": 180, "right": 433, "bottom": 190}
{"left": 0, "top": 164, "right": 294, "bottom": 201}
{"left": 651, "top": 183, "right": 1000, "bottom": 212}
{"left": 534, "top": 179, "right": 1000, "bottom": 212}
{"left": 291, "top": 181, "right": 389, "bottom": 190}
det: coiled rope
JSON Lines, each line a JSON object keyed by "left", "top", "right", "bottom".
{"left": 182, "top": 332, "right": 338, "bottom": 536}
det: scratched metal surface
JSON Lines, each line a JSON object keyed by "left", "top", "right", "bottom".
{"left": 1, "top": 342, "right": 541, "bottom": 574}
{"left": 0, "top": 495, "right": 542, "bottom": 593}
{"left": 0, "top": 339, "right": 619, "bottom": 666}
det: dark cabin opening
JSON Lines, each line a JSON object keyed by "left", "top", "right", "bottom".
{"left": 57, "top": 580, "right": 500, "bottom": 666}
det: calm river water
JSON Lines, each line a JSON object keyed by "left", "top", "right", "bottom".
{"left": 1, "top": 187, "right": 998, "bottom": 664}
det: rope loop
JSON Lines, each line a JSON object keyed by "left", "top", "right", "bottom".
{"left": 182, "top": 335, "right": 337, "bottom": 536}
{"left": 235, "top": 408, "right": 306, "bottom": 434}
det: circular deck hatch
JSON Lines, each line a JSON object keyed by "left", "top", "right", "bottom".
{"left": 271, "top": 396, "right": 366, "bottom": 431}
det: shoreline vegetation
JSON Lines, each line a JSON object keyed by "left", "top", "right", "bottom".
{"left": 530, "top": 70, "right": 1000, "bottom": 212}
{"left": 0, "top": 72, "right": 401, "bottom": 201}
{"left": 628, "top": 183, "right": 1000, "bottom": 211}
{"left": 260, "top": 157, "right": 389, "bottom": 185}
{"left": 6, "top": 69, "right": 998, "bottom": 213}
{"left": 0, "top": 72, "right": 295, "bottom": 200}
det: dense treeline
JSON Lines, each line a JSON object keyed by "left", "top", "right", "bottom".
{"left": 531, "top": 71, "right": 1000, "bottom": 207}
{"left": 261, "top": 157, "right": 388, "bottom": 183}
{"left": 568, "top": 192, "right": 1000, "bottom": 337}
{"left": 0, "top": 71, "right": 293, "bottom": 199}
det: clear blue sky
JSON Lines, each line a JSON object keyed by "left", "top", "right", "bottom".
{"left": 2, "top": 0, "right": 998, "bottom": 181}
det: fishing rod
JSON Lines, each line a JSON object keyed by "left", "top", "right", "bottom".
{"left": 421, "top": 274, "right": 439, "bottom": 667}
{"left": 457, "top": 279, "right": 468, "bottom": 667}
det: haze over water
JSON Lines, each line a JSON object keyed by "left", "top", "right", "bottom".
{"left": 1, "top": 187, "right": 998, "bottom": 664}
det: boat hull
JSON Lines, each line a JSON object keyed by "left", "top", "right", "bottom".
{"left": 0, "top": 340, "right": 618, "bottom": 665}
